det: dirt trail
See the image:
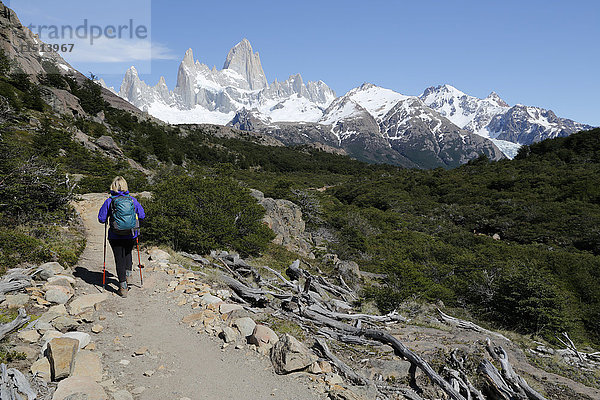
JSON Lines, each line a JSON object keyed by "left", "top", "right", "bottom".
{"left": 73, "top": 193, "right": 324, "bottom": 400}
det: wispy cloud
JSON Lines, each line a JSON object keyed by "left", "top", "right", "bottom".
{"left": 57, "top": 38, "right": 177, "bottom": 63}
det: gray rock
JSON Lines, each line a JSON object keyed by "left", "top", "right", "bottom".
{"left": 38, "top": 262, "right": 65, "bottom": 280}
{"left": 233, "top": 317, "right": 256, "bottom": 337}
{"left": 45, "top": 288, "right": 72, "bottom": 305}
{"left": 95, "top": 136, "right": 122, "bottom": 154}
{"left": 248, "top": 324, "right": 278, "bottom": 349}
{"left": 270, "top": 334, "right": 318, "bottom": 374}
{"left": 220, "top": 327, "right": 237, "bottom": 343}
{"left": 52, "top": 376, "right": 108, "bottom": 400}
{"left": 52, "top": 315, "right": 79, "bottom": 332}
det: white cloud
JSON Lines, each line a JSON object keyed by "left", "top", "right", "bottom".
{"left": 49, "top": 37, "right": 177, "bottom": 63}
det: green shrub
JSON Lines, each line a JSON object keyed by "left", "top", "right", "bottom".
{"left": 143, "top": 175, "right": 274, "bottom": 256}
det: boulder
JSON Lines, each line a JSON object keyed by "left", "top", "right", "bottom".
{"left": 233, "top": 317, "right": 256, "bottom": 337}
{"left": 49, "top": 304, "right": 69, "bottom": 315}
{"left": 48, "top": 275, "right": 76, "bottom": 285}
{"left": 148, "top": 248, "right": 170, "bottom": 262}
{"left": 220, "top": 327, "right": 237, "bottom": 343}
{"left": 38, "top": 262, "right": 65, "bottom": 280}
{"left": 4, "top": 293, "right": 29, "bottom": 308}
{"left": 48, "top": 337, "right": 79, "bottom": 381}
{"left": 270, "top": 334, "right": 318, "bottom": 374}
{"left": 69, "top": 293, "right": 108, "bottom": 316}
{"left": 72, "top": 350, "right": 103, "bottom": 381}
{"left": 45, "top": 287, "right": 73, "bottom": 305}
{"left": 95, "top": 135, "right": 122, "bottom": 154}
{"left": 52, "top": 376, "right": 108, "bottom": 400}
{"left": 248, "top": 324, "right": 278, "bottom": 349}
{"left": 31, "top": 357, "right": 51, "bottom": 381}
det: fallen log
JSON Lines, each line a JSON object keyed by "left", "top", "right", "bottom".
{"left": 314, "top": 337, "right": 369, "bottom": 386}
{"left": 437, "top": 309, "right": 510, "bottom": 342}
{"left": 308, "top": 303, "right": 406, "bottom": 324}
{"left": 0, "top": 308, "right": 29, "bottom": 341}
{"left": 219, "top": 274, "right": 269, "bottom": 306}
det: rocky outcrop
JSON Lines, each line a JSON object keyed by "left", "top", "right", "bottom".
{"left": 250, "top": 189, "right": 314, "bottom": 258}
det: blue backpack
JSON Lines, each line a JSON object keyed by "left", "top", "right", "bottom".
{"left": 109, "top": 195, "right": 138, "bottom": 235}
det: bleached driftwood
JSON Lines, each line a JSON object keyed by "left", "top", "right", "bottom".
{"left": 0, "top": 268, "right": 34, "bottom": 295}
{"left": 482, "top": 338, "right": 547, "bottom": 400}
{"left": 437, "top": 309, "right": 510, "bottom": 342}
{"left": 0, "top": 308, "right": 29, "bottom": 341}
{"left": 0, "top": 363, "right": 37, "bottom": 400}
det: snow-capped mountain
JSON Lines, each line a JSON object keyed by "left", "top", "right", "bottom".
{"left": 229, "top": 83, "right": 505, "bottom": 168}
{"left": 117, "top": 39, "right": 335, "bottom": 125}
{"left": 420, "top": 84, "right": 593, "bottom": 157}
{"left": 116, "top": 39, "right": 593, "bottom": 167}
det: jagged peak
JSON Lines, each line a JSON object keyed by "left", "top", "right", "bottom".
{"left": 223, "top": 38, "right": 268, "bottom": 90}
{"left": 182, "top": 48, "right": 195, "bottom": 68}
{"left": 486, "top": 91, "right": 509, "bottom": 107}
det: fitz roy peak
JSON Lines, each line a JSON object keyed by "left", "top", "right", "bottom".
{"left": 116, "top": 39, "right": 594, "bottom": 168}
{"left": 118, "top": 39, "right": 335, "bottom": 125}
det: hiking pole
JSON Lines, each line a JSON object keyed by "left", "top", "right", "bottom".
{"left": 136, "top": 237, "right": 144, "bottom": 286}
{"left": 102, "top": 221, "right": 107, "bottom": 291}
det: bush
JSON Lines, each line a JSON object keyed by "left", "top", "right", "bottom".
{"left": 143, "top": 175, "right": 274, "bottom": 256}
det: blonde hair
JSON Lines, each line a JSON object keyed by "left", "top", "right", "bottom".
{"left": 110, "top": 176, "right": 128, "bottom": 192}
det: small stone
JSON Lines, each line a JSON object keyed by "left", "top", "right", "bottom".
{"left": 219, "top": 303, "right": 243, "bottom": 314}
{"left": 48, "top": 337, "right": 79, "bottom": 381}
{"left": 131, "top": 387, "right": 145, "bottom": 395}
{"left": 134, "top": 346, "right": 148, "bottom": 356}
{"left": 18, "top": 329, "right": 40, "bottom": 343}
{"left": 38, "top": 262, "right": 65, "bottom": 281}
{"left": 148, "top": 248, "right": 170, "bottom": 262}
{"left": 123, "top": 333, "right": 133, "bottom": 338}
{"left": 98, "top": 315, "right": 106, "bottom": 321}
{"left": 143, "top": 370, "right": 154, "bottom": 377}
{"left": 85, "top": 343, "right": 96, "bottom": 351}
{"left": 91, "top": 324, "right": 104, "bottom": 334}
{"left": 72, "top": 350, "right": 103, "bottom": 381}
{"left": 119, "top": 359, "right": 130, "bottom": 365}
{"left": 77, "top": 309, "right": 95, "bottom": 323}
{"left": 49, "top": 304, "right": 68, "bottom": 315}
{"left": 31, "top": 357, "right": 51, "bottom": 381}
{"left": 52, "top": 315, "right": 79, "bottom": 332}
{"left": 52, "top": 376, "right": 108, "bottom": 400}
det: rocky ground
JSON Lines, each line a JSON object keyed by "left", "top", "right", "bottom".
{"left": 1, "top": 193, "right": 599, "bottom": 400}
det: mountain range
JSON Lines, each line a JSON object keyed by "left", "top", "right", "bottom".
{"left": 114, "top": 39, "right": 593, "bottom": 167}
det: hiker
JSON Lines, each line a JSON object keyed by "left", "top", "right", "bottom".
{"left": 98, "top": 176, "right": 145, "bottom": 297}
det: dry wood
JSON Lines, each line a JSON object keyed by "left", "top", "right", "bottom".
{"left": 314, "top": 337, "right": 369, "bottom": 386}
{"left": 479, "top": 359, "right": 519, "bottom": 400}
{"left": 308, "top": 303, "right": 406, "bottom": 324}
{"left": 437, "top": 309, "right": 510, "bottom": 342}
{"left": 0, "top": 308, "right": 30, "bottom": 341}
{"left": 485, "top": 339, "right": 547, "bottom": 400}
{"left": 219, "top": 274, "right": 269, "bottom": 306}
{"left": 0, "top": 363, "right": 37, "bottom": 400}
{"left": 362, "top": 329, "right": 467, "bottom": 400}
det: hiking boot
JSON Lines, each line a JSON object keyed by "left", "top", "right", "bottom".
{"left": 117, "top": 286, "right": 128, "bottom": 298}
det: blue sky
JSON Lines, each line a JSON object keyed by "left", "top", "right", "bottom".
{"left": 10, "top": 0, "right": 600, "bottom": 125}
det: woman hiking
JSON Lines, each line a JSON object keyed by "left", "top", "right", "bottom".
{"left": 98, "top": 176, "right": 145, "bottom": 297}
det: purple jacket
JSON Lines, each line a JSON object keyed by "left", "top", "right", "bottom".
{"left": 98, "top": 191, "right": 145, "bottom": 240}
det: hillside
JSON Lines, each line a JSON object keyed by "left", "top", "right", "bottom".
{"left": 0, "top": 1, "right": 599, "bottom": 399}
